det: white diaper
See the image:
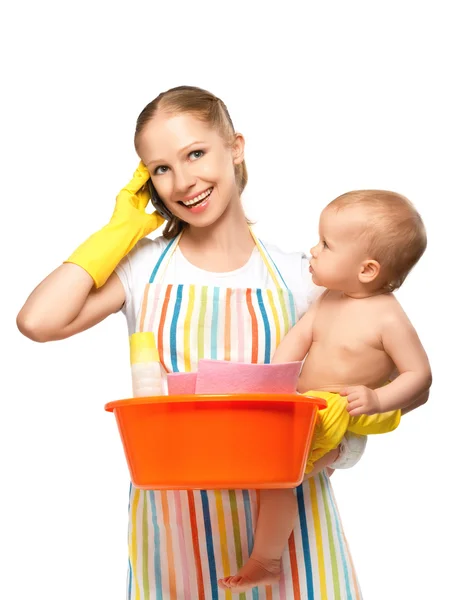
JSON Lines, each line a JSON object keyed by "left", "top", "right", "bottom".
{"left": 330, "top": 432, "right": 368, "bottom": 469}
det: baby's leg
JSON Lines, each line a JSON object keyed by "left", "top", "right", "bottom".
{"left": 217, "top": 488, "right": 297, "bottom": 593}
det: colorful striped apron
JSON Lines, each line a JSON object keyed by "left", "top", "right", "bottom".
{"left": 127, "top": 230, "right": 362, "bottom": 600}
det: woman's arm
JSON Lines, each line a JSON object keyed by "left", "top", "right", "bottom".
{"left": 17, "top": 163, "right": 162, "bottom": 343}
{"left": 17, "top": 266, "right": 125, "bottom": 342}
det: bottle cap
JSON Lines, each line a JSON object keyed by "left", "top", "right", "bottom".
{"left": 129, "top": 332, "right": 160, "bottom": 365}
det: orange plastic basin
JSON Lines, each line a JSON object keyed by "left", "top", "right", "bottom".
{"left": 105, "top": 393, "right": 327, "bottom": 490}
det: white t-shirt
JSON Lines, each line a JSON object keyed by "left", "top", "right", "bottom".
{"left": 115, "top": 236, "right": 323, "bottom": 335}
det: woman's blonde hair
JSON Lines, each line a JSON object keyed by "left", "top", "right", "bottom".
{"left": 327, "top": 190, "right": 427, "bottom": 292}
{"left": 135, "top": 86, "right": 248, "bottom": 239}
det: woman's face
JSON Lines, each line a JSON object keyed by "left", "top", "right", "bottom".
{"left": 137, "top": 111, "right": 244, "bottom": 227}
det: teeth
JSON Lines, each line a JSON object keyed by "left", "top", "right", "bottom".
{"left": 182, "top": 188, "right": 212, "bottom": 207}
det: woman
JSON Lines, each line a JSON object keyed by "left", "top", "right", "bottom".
{"left": 17, "top": 86, "right": 369, "bottom": 599}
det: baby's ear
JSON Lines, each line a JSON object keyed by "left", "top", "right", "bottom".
{"left": 358, "top": 259, "right": 381, "bottom": 284}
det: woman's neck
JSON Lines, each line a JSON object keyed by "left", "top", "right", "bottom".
{"left": 179, "top": 199, "right": 256, "bottom": 272}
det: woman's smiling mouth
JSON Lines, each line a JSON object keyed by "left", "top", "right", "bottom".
{"left": 179, "top": 187, "right": 213, "bottom": 208}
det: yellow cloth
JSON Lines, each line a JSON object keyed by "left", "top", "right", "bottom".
{"left": 304, "top": 389, "right": 401, "bottom": 473}
{"left": 65, "top": 162, "right": 164, "bottom": 288}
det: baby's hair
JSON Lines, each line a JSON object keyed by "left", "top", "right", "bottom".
{"left": 135, "top": 86, "right": 248, "bottom": 239}
{"left": 327, "top": 190, "right": 427, "bottom": 291}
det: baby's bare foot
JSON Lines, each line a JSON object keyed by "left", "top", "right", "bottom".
{"left": 217, "top": 557, "right": 281, "bottom": 593}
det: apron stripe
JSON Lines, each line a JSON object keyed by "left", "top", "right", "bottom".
{"left": 138, "top": 284, "right": 151, "bottom": 333}
{"left": 158, "top": 285, "right": 173, "bottom": 374}
{"left": 236, "top": 289, "right": 245, "bottom": 362}
{"left": 128, "top": 557, "right": 133, "bottom": 600}
{"left": 266, "top": 290, "right": 281, "bottom": 349}
{"left": 127, "top": 485, "right": 133, "bottom": 599}
{"left": 245, "top": 289, "right": 258, "bottom": 363}
{"left": 342, "top": 532, "right": 362, "bottom": 600}
{"left": 198, "top": 287, "right": 208, "bottom": 361}
{"left": 288, "top": 534, "right": 301, "bottom": 600}
{"left": 277, "top": 288, "right": 290, "bottom": 336}
{"left": 242, "top": 490, "right": 254, "bottom": 552}
{"left": 214, "top": 491, "right": 232, "bottom": 600}
{"left": 215, "top": 491, "right": 230, "bottom": 577}
{"left": 224, "top": 289, "right": 232, "bottom": 361}
{"left": 228, "top": 490, "right": 244, "bottom": 576}
{"left": 130, "top": 489, "right": 141, "bottom": 600}
{"left": 146, "top": 283, "right": 161, "bottom": 336}
{"left": 256, "top": 289, "right": 271, "bottom": 363}
{"left": 229, "top": 491, "right": 243, "bottom": 566}
{"left": 200, "top": 491, "right": 219, "bottom": 600}
{"left": 184, "top": 286, "right": 196, "bottom": 373}
{"left": 161, "top": 491, "right": 178, "bottom": 599}
{"left": 256, "top": 238, "right": 290, "bottom": 290}
{"left": 320, "top": 477, "right": 341, "bottom": 600}
{"left": 296, "top": 485, "right": 314, "bottom": 599}
{"left": 211, "top": 288, "right": 220, "bottom": 360}
{"left": 187, "top": 492, "right": 206, "bottom": 600}
{"left": 287, "top": 294, "right": 297, "bottom": 328}
{"left": 142, "top": 492, "right": 150, "bottom": 599}
{"left": 149, "top": 492, "right": 164, "bottom": 600}
{"left": 325, "top": 482, "right": 354, "bottom": 600}
{"left": 170, "top": 285, "right": 184, "bottom": 372}
{"left": 309, "top": 477, "right": 328, "bottom": 598}
{"left": 174, "top": 491, "right": 191, "bottom": 600}
{"left": 330, "top": 481, "right": 362, "bottom": 600}
{"left": 243, "top": 490, "right": 260, "bottom": 600}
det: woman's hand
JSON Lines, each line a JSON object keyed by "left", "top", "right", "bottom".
{"left": 303, "top": 447, "right": 340, "bottom": 480}
{"left": 65, "top": 162, "right": 164, "bottom": 288}
{"left": 110, "top": 162, "right": 161, "bottom": 234}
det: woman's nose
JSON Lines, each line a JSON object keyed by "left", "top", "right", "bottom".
{"left": 174, "top": 165, "right": 197, "bottom": 193}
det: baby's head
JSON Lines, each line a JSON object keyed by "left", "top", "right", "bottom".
{"left": 310, "top": 190, "right": 427, "bottom": 295}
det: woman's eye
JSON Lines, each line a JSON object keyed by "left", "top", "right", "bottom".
{"left": 189, "top": 150, "right": 204, "bottom": 160}
{"left": 154, "top": 166, "right": 169, "bottom": 175}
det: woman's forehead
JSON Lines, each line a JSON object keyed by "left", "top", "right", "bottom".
{"left": 137, "top": 112, "right": 219, "bottom": 162}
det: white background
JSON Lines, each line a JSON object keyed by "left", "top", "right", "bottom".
{"left": 2, "top": 1, "right": 471, "bottom": 598}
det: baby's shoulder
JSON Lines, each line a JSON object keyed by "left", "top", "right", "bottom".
{"left": 371, "top": 293, "right": 411, "bottom": 328}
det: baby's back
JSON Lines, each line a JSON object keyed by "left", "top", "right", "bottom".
{"left": 297, "top": 291, "right": 398, "bottom": 393}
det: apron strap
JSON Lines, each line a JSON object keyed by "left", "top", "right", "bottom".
{"left": 149, "top": 232, "right": 184, "bottom": 283}
{"left": 248, "top": 228, "right": 289, "bottom": 290}
{"left": 148, "top": 228, "right": 288, "bottom": 290}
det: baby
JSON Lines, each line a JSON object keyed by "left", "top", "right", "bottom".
{"left": 218, "top": 189, "right": 432, "bottom": 593}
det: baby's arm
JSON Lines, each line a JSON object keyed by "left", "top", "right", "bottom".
{"left": 345, "top": 305, "right": 432, "bottom": 416}
{"left": 272, "top": 296, "right": 320, "bottom": 364}
{"left": 374, "top": 307, "right": 432, "bottom": 412}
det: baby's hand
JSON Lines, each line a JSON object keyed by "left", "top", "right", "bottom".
{"left": 340, "top": 386, "right": 381, "bottom": 416}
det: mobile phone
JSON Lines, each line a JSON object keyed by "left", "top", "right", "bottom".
{"left": 148, "top": 180, "right": 173, "bottom": 221}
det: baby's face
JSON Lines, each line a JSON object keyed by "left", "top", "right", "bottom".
{"left": 309, "top": 206, "right": 370, "bottom": 291}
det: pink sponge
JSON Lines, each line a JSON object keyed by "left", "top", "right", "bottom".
{"left": 194, "top": 359, "right": 303, "bottom": 394}
{"left": 167, "top": 372, "right": 197, "bottom": 395}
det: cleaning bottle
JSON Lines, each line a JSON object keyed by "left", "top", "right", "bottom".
{"left": 129, "top": 332, "right": 162, "bottom": 397}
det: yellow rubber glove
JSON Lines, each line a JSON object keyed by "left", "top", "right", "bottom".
{"left": 65, "top": 162, "right": 164, "bottom": 288}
